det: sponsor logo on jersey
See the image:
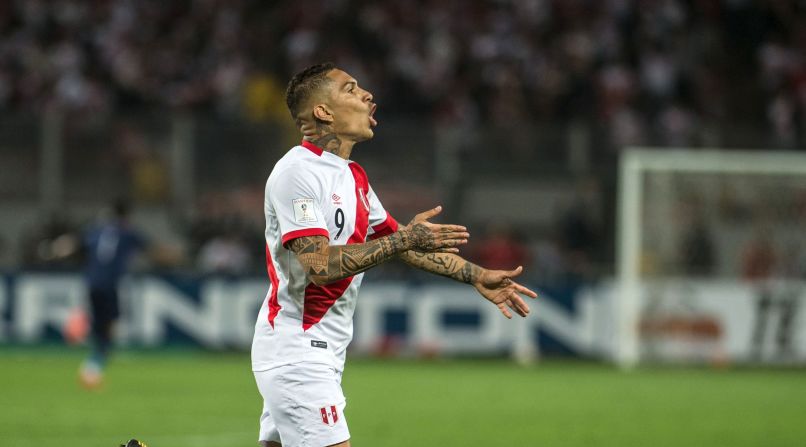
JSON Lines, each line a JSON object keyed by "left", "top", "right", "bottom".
{"left": 320, "top": 405, "right": 339, "bottom": 426}
{"left": 292, "top": 198, "right": 317, "bottom": 223}
{"left": 311, "top": 340, "right": 328, "bottom": 349}
{"left": 331, "top": 193, "right": 342, "bottom": 205}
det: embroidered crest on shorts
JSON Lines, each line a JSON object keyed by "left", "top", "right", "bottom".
{"left": 292, "top": 198, "right": 317, "bottom": 223}
{"left": 320, "top": 405, "right": 339, "bottom": 426}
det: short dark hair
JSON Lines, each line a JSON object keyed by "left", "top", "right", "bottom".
{"left": 285, "top": 62, "right": 336, "bottom": 120}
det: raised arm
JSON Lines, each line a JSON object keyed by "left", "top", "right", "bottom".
{"left": 288, "top": 206, "right": 468, "bottom": 286}
{"left": 398, "top": 250, "right": 538, "bottom": 319}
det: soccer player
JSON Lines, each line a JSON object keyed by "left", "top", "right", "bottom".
{"left": 79, "top": 199, "right": 146, "bottom": 388}
{"left": 252, "top": 62, "right": 538, "bottom": 447}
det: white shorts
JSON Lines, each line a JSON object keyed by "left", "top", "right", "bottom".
{"left": 254, "top": 363, "right": 350, "bottom": 447}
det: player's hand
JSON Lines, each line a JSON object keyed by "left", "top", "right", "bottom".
{"left": 473, "top": 266, "right": 538, "bottom": 319}
{"left": 399, "top": 206, "right": 469, "bottom": 253}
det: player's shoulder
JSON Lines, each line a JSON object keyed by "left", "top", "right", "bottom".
{"left": 267, "top": 146, "right": 330, "bottom": 192}
{"left": 267, "top": 147, "right": 309, "bottom": 180}
{"left": 275, "top": 144, "right": 311, "bottom": 165}
{"left": 275, "top": 145, "right": 339, "bottom": 172}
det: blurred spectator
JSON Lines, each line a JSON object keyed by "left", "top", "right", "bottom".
{"left": 680, "top": 217, "right": 715, "bottom": 276}
{"left": 557, "top": 203, "right": 598, "bottom": 278}
{"left": 470, "top": 222, "right": 530, "bottom": 272}
{"left": 20, "top": 212, "right": 82, "bottom": 268}
{"left": 116, "top": 124, "right": 169, "bottom": 204}
{"left": 529, "top": 236, "right": 564, "bottom": 284}
{"left": 556, "top": 179, "right": 602, "bottom": 278}
{"left": 187, "top": 188, "right": 264, "bottom": 275}
{"left": 677, "top": 198, "right": 716, "bottom": 276}
{"left": 741, "top": 232, "right": 777, "bottom": 280}
{"left": 197, "top": 232, "right": 251, "bottom": 275}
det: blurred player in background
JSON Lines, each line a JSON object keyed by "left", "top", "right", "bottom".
{"left": 79, "top": 199, "right": 146, "bottom": 389}
{"left": 252, "top": 63, "right": 538, "bottom": 447}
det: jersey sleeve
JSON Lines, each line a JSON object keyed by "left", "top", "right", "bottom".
{"left": 269, "top": 168, "right": 330, "bottom": 246}
{"left": 365, "top": 184, "right": 399, "bottom": 240}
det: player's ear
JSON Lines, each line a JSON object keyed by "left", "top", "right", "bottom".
{"left": 312, "top": 103, "right": 334, "bottom": 124}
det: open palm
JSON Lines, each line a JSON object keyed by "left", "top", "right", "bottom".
{"left": 473, "top": 266, "right": 538, "bottom": 319}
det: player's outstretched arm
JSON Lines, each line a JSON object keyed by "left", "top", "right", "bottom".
{"left": 397, "top": 250, "right": 483, "bottom": 284}
{"left": 399, "top": 251, "right": 538, "bottom": 318}
{"left": 288, "top": 206, "right": 469, "bottom": 285}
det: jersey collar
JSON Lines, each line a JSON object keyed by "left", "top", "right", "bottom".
{"left": 300, "top": 140, "right": 324, "bottom": 156}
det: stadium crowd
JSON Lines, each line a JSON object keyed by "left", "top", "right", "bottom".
{"left": 2, "top": 0, "right": 805, "bottom": 278}
{"left": 0, "top": 0, "right": 804, "bottom": 148}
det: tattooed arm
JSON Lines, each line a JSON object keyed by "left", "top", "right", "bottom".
{"left": 288, "top": 233, "right": 406, "bottom": 285}
{"left": 397, "top": 250, "right": 482, "bottom": 284}
{"left": 288, "top": 206, "right": 468, "bottom": 286}
{"left": 398, "top": 250, "right": 540, "bottom": 319}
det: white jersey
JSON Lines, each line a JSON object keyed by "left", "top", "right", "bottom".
{"left": 252, "top": 140, "right": 398, "bottom": 372}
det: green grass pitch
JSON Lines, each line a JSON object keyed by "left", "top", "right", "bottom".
{"left": 1, "top": 347, "right": 805, "bottom": 447}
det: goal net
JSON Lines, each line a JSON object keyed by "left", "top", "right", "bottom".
{"left": 616, "top": 149, "right": 806, "bottom": 367}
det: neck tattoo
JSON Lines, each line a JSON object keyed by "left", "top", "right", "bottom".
{"left": 312, "top": 133, "right": 342, "bottom": 154}
{"left": 311, "top": 122, "right": 349, "bottom": 158}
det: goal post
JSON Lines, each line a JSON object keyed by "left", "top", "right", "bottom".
{"left": 616, "top": 148, "right": 806, "bottom": 368}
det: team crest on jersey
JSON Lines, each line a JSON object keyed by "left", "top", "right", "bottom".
{"left": 292, "top": 198, "right": 317, "bottom": 223}
{"left": 358, "top": 188, "right": 370, "bottom": 211}
{"left": 320, "top": 405, "right": 339, "bottom": 426}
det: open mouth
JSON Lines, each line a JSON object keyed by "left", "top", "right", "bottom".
{"left": 369, "top": 103, "right": 378, "bottom": 127}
